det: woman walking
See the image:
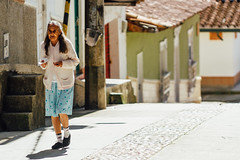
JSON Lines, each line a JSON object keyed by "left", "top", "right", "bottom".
{"left": 39, "top": 20, "right": 80, "bottom": 149}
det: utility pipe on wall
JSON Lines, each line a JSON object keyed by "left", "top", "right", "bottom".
{"left": 74, "top": 0, "right": 80, "bottom": 74}
{"left": 63, "top": 0, "right": 71, "bottom": 35}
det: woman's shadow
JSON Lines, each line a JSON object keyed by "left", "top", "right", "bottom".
{"left": 26, "top": 125, "right": 90, "bottom": 159}
{"left": 26, "top": 148, "right": 68, "bottom": 159}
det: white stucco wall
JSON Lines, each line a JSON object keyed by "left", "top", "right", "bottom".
{"left": 79, "top": 0, "right": 85, "bottom": 68}
{"left": 200, "top": 32, "right": 236, "bottom": 77}
{"left": 26, "top": 0, "right": 76, "bottom": 51}
{"left": 25, "top": 0, "right": 44, "bottom": 63}
{"left": 24, "top": 2, "right": 127, "bottom": 78}
{"left": 105, "top": 6, "right": 127, "bottom": 79}
{"left": 233, "top": 32, "right": 240, "bottom": 75}
{"left": 46, "top": 0, "right": 75, "bottom": 47}
{"left": 129, "top": 77, "right": 201, "bottom": 103}
{"left": 104, "top": 6, "right": 125, "bottom": 24}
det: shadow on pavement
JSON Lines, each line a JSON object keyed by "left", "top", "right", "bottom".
{"left": 69, "top": 125, "right": 94, "bottom": 130}
{"left": 0, "top": 108, "right": 97, "bottom": 145}
{"left": 26, "top": 148, "right": 68, "bottom": 159}
{"left": 70, "top": 108, "right": 97, "bottom": 119}
{"left": 0, "top": 125, "right": 92, "bottom": 146}
{"left": 202, "top": 94, "right": 240, "bottom": 103}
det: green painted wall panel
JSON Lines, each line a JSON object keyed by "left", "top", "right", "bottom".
{"left": 127, "top": 14, "right": 200, "bottom": 80}
{"left": 127, "top": 29, "right": 174, "bottom": 80}
{"left": 167, "top": 31, "right": 174, "bottom": 79}
{"left": 179, "top": 14, "right": 200, "bottom": 79}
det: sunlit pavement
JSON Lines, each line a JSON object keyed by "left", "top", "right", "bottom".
{"left": 0, "top": 102, "right": 239, "bottom": 160}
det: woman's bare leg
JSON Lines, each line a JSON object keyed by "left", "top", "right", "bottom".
{"left": 51, "top": 116, "right": 64, "bottom": 149}
{"left": 51, "top": 116, "right": 61, "bottom": 134}
{"left": 59, "top": 113, "right": 71, "bottom": 147}
{"left": 59, "top": 114, "right": 69, "bottom": 128}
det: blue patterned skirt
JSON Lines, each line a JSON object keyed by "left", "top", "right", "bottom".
{"left": 45, "top": 82, "right": 74, "bottom": 117}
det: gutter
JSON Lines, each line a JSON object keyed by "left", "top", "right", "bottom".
{"left": 74, "top": 0, "right": 80, "bottom": 74}
{"left": 200, "top": 28, "right": 240, "bottom": 32}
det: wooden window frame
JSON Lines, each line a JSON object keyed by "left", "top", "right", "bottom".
{"left": 210, "top": 32, "right": 223, "bottom": 40}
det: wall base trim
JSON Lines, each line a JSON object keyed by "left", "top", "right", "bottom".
{"left": 201, "top": 71, "right": 240, "bottom": 88}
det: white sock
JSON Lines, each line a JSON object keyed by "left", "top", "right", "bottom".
{"left": 56, "top": 133, "right": 63, "bottom": 143}
{"left": 63, "top": 127, "right": 70, "bottom": 138}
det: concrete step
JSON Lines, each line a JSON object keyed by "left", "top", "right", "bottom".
{"left": 3, "top": 95, "right": 36, "bottom": 112}
{"left": 109, "top": 92, "right": 124, "bottom": 104}
{"left": 7, "top": 74, "right": 41, "bottom": 95}
{"left": 2, "top": 112, "right": 33, "bottom": 131}
{"left": 74, "top": 79, "right": 136, "bottom": 107}
{"left": 106, "top": 79, "right": 136, "bottom": 105}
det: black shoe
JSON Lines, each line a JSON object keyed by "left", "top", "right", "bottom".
{"left": 63, "top": 134, "right": 71, "bottom": 147}
{"left": 52, "top": 142, "right": 63, "bottom": 150}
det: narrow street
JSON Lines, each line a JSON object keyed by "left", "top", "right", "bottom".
{"left": 202, "top": 81, "right": 240, "bottom": 103}
{"left": 1, "top": 0, "right": 240, "bottom": 159}
{"left": 202, "top": 94, "right": 240, "bottom": 103}
{"left": 0, "top": 102, "right": 240, "bottom": 160}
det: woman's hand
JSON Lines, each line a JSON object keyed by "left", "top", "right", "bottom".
{"left": 41, "top": 62, "right": 48, "bottom": 68}
{"left": 53, "top": 61, "right": 63, "bottom": 67}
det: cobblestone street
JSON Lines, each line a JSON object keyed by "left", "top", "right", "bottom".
{"left": 83, "top": 103, "right": 233, "bottom": 160}
{"left": 0, "top": 102, "right": 239, "bottom": 160}
{"left": 2, "top": 0, "right": 240, "bottom": 160}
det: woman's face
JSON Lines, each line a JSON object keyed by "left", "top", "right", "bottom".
{"left": 48, "top": 24, "right": 61, "bottom": 44}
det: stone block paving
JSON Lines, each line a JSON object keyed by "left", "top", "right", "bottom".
{"left": 83, "top": 103, "right": 235, "bottom": 160}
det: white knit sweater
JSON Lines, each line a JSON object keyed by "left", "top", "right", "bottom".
{"left": 40, "top": 38, "right": 80, "bottom": 90}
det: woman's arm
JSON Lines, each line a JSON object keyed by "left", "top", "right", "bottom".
{"left": 61, "top": 39, "right": 80, "bottom": 69}
{"left": 39, "top": 42, "right": 48, "bottom": 70}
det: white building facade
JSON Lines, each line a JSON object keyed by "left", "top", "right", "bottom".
{"left": 200, "top": 31, "right": 240, "bottom": 88}
{"left": 199, "top": 0, "right": 240, "bottom": 90}
{"left": 25, "top": 0, "right": 127, "bottom": 79}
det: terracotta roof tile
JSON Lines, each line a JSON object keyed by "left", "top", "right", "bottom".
{"left": 200, "top": 0, "right": 240, "bottom": 29}
{"left": 127, "top": 0, "right": 213, "bottom": 29}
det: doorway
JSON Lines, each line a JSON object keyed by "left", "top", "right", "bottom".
{"left": 105, "top": 23, "right": 110, "bottom": 78}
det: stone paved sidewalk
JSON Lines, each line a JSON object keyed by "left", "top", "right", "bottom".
{"left": 83, "top": 103, "right": 234, "bottom": 160}
{"left": 0, "top": 103, "right": 238, "bottom": 160}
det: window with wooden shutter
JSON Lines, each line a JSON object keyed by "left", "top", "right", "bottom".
{"left": 210, "top": 32, "right": 223, "bottom": 40}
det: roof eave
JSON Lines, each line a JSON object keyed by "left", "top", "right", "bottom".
{"left": 104, "top": 0, "right": 144, "bottom": 6}
{"left": 200, "top": 28, "right": 240, "bottom": 32}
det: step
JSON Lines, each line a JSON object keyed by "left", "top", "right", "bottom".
{"left": 7, "top": 74, "right": 41, "bottom": 95}
{"left": 106, "top": 79, "right": 136, "bottom": 104}
{"left": 3, "top": 95, "right": 36, "bottom": 112}
{"left": 2, "top": 112, "right": 33, "bottom": 131}
{"left": 109, "top": 92, "right": 124, "bottom": 104}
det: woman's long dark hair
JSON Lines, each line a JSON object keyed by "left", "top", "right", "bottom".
{"left": 44, "top": 21, "right": 68, "bottom": 56}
